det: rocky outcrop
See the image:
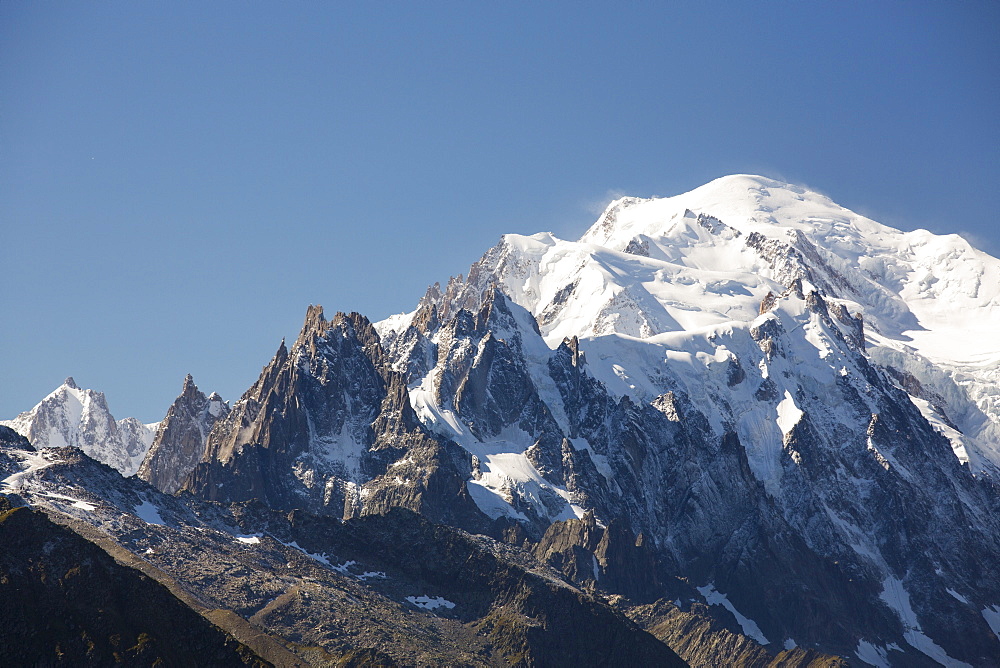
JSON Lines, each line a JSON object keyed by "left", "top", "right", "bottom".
{"left": 182, "top": 307, "right": 488, "bottom": 531}
{"left": 268, "top": 506, "right": 687, "bottom": 667}
{"left": 386, "top": 287, "right": 620, "bottom": 534}
{"left": 183, "top": 307, "right": 396, "bottom": 511}
{"left": 138, "top": 374, "right": 229, "bottom": 493}
{"left": 431, "top": 288, "right": 562, "bottom": 446}
{"left": 0, "top": 425, "right": 31, "bottom": 451}
{"left": 628, "top": 599, "right": 847, "bottom": 668}
{"left": 534, "top": 513, "right": 660, "bottom": 603}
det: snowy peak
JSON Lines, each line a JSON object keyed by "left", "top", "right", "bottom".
{"left": 371, "top": 175, "right": 1000, "bottom": 663}
{"left": 579, "top": 195, "right": 652, "bottom": 247}
{"left": 579, "top": 175, "right": 813, "bottom": 248}
{"left": 387, "top": 175, "right": 1000, "bottom": 475}
{"left": 576, "top": 174, "right": 1000, "bottom": 351}
{"left": 1, "top": 379, "right": 157, "bottom": 476}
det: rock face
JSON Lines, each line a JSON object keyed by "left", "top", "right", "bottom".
{"left": 533, "top": 513, "right": 661, "bottom": 603}
{"left": 182, "top": 308, "right": 487, "bottom": 532}
{"left": 0, "top": 496, "right": 268, "bottom": 667}
{"left": 377, "top": 287, "right": 622, "bottom": 539}
{"left": 137, "top": 374, "right": 228, "bottom": 494}
{"left": 1, "top": 377, "right": 156, "bottom": 476}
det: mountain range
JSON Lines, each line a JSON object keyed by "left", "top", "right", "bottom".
{"left": 4, "top": 175, "right": 999, "bottom": 667}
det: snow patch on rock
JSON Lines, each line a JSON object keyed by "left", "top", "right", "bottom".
{"left": 133, "top": 500, "right": 165, "bottom": 526}
{"left": 775, "top": 390, "right": 803, "bottom": 437}
{"left": 406, "top": 595, "right": 455, "bottom": 611}
{"left": 696, "top": 583, "right": 769, "bottom": 646}
{"left": 982, "top": 605, "right": 1000, "bottom": 641}
{"left": 879, "top": 576, "right": 971, "bottom": 667}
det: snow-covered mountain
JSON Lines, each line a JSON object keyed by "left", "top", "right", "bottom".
{"left": 1, "top": 377, "right": 157, "bottom": 476}
{"left": 386, "top": 174, "right": 1000, "bottom": 474}
{"left": 5, "top": 174, "right": 1000, "bottom": 666}
{"left": 377, "top": 175, "right": 1000, "bottom": 664}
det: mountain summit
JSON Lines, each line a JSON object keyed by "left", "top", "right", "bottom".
{"left": 1, "top": 379, "right": 157, "bottom": 476}
{"left": 392, "top": 174, "right": 1000, "bottom": 472}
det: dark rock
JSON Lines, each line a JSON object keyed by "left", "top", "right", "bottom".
{"left": 624, "top": 237, "right": 650, "bottom": 256}
{"left": 0, "top": 425, "right": 31, "bottom": 451}
{"left": 281, "top": 507, "right": 686, "bottom": 667}
{"left": 0, "top": 496, "right": 268, "bottom": 667}
{"left": 535, "top": 514, "right": 662, "bottom": 603}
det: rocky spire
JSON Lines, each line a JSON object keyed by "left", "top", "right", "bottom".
{"left": 137, "top": 374, "right": 228, "bottom": 494}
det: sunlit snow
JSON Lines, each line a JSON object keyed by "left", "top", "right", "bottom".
{"left": 37, "top": 491, "right": 95, "bottom": 512}
{"left": 775, "top": 390, "right": 803, "bottom": 437}
{"left": 1, "top": 379, "right": 157, "bottom": 476}
{"left": 406, "top": 595, "right": 456, "bottom": 611}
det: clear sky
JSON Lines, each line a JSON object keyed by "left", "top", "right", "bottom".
{"left": 2, "top": 2, "right": 998, "bottom": 422}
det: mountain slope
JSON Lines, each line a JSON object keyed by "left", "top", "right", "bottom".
{"left": 0, "top": 444, "right": 684, "bottom": 667}
{"left": 0, "top": 495, "right": 269, "bottom": 667}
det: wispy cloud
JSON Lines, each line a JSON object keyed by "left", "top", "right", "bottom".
{"left": 957, "top": 230, "right": 996, "bottom": 255}
{"left": 582, "top": 188, "right": 631, "bottom": 218}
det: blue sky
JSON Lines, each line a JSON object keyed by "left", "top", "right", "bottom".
{"left": 2, "top": 2, "right": 998, "bottom": 421}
